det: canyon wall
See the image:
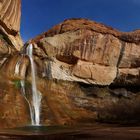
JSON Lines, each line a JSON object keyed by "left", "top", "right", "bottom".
{"left": 31, "top": 18, "right": 140, "bottom": 86}
{"left": 0, "top": 0, "right": 23, "bottom": 51}
{"left": 0, "top": 1, "right": 140, "bottom": 128}
{"left": 0, "top": 0, "right": 28, "bottom": 128}
{"left": 0, "top": 0, "right": 23, "bottom": 79}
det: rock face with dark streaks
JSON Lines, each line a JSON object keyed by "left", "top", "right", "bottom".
{"left": 31, "top": 18, "right": 140, "bottom": 86}
{"left": 0, "top": 0, "right": 23, "bottom": 51}
{"left": 0, "top": 0, "right": 21, "bottom": 33}
{"left": 0, "top": 0, "right": 28, "bottom": 128}
{"left": 0, "top": 0, "right": 23, "bottom": 73}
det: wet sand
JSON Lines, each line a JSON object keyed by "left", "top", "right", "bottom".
{"left": 0, "top": 125, "right": 140, "bottom": 140}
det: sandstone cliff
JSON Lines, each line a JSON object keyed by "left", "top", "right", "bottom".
{"left": 0, "top": 0, "right": 23, "bottom": 71}
{"left": 0, "top": 0, "right": 140, "bottom": 128}
{"left": 29, "top": 18, "right": 140, "bottom": 86}
{"left": 0, "top": 0, "right": 23, "bottom": 51}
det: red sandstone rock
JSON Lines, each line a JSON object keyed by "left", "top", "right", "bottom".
{"left": 0, "top": 0, "right": 23, "bottom": 50}
{"left": 31, "top": 18, "right": 140, "bottom": 86}
{"left": 0, "top": 0, "right": 21, "bottom": 33}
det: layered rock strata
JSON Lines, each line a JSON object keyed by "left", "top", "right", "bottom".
{"left": 0, "top": 0, "right": 23, "bottom": 74}
{"left": 29, "top": 18, "right": 140, "bottom": 86}
{"left": 0, "top": 0, "right": 23, "bottom": 51}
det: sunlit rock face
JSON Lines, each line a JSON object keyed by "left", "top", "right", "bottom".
{"left": 0, "top": 0, "right": 23, "bottom": 75}
{"left": 0, "top": 0, "right": 21, "bottom": 32}
{"left": 0, "top": 75, "right": 30, "bottom": 128}
{"left": 31, "top": 19, "right": 140, "bottom": 86}
{"left": 0, "top": 0, "right": 23, "bottom": 50}
{"left": 0, "top": 34, "right": 17, "bottom": 71}
{"left": 0, "top": 0, "right": 26, "bottom": 128}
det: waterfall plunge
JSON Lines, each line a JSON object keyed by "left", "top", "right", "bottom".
{"left": 14, "top": 56, "right": 34, "bottom": 124}
{"left": 20, "top": 80, "right": 35, "bottom": 125}
{"left": 26, "top": 44, "right": 42, "bottom": 126}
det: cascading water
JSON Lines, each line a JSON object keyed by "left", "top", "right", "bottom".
{"left": 14, "top": 54, "right": 39, "bottom": 125}
{"left": 14, "top": 55, "right": 23, "bottom": 76}
{"left": 26, "top": 44, "right": 42, "bottom": 126}
{"left": 20, "top": 80, "right": 35, "bottom": 125}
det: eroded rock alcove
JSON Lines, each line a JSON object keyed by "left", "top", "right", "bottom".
{"left": 0, "top": 0, "right": 139, "bottom": 128}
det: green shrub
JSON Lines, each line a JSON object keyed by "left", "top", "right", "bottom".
{"left": 13, "top": 80, "right": 31, "bottom": 89}
{"left": 13, "top": 80, "right": 21, "bottom": 89}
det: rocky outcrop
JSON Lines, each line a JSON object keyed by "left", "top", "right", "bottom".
{"left": 0, "top": 1, "right": 25, "bottom": 128}
{"left": 33, "top": 18, "right": 140, "bottom": 44}
{"left": 30, "top": 18, "right": 140, "bottom": 86}
{"left": 0, "top": 0, "right": 23, "bottom": 73}
{"left": 0, "top": 0, "right": 21, "bottom": 33}
{"left": 0, "top": 0, "right": 23, "bottom": 51}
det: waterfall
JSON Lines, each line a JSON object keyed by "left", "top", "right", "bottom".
{"left": 14, "top": 57, "right": 22, "bottom": 76}
{"left": 15, "top": 61, "right": 20, "bottom": 75}
{"left": 26, "top": 44, "right": 42, "bottom": 126}
{"left": 14, "top": 56, "right": 35, "bottom": 124}
{"left": 20, "top": 80, "right": 35, "bottom": 125}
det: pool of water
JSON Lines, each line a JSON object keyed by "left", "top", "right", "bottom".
{"left": 0, "top": 125, "right": 140, "bottom": 140}
{"left": 0, "top": 125, "right": 83, "bottom": 140}
{"left": 10, "top": 125, "right": 79, "bottom": 134}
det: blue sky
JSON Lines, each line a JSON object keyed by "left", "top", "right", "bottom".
{"left": 21, "top": 0, "right": 140, "bottom": 42}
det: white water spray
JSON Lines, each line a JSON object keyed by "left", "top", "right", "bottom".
{"left": 20, "top": 80, "right": 35, "bottom": 125}
{"left": 14, "top": 57, "right": 23, "bottom": 76}
{"left": 15, "top": 62, "right": 20, "bottom": 75}
{"left": 26, "top": 44, "right": 42, "bottom": 126}
{"left": 14, "top": 56, "right": 35, "bottom": 124}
